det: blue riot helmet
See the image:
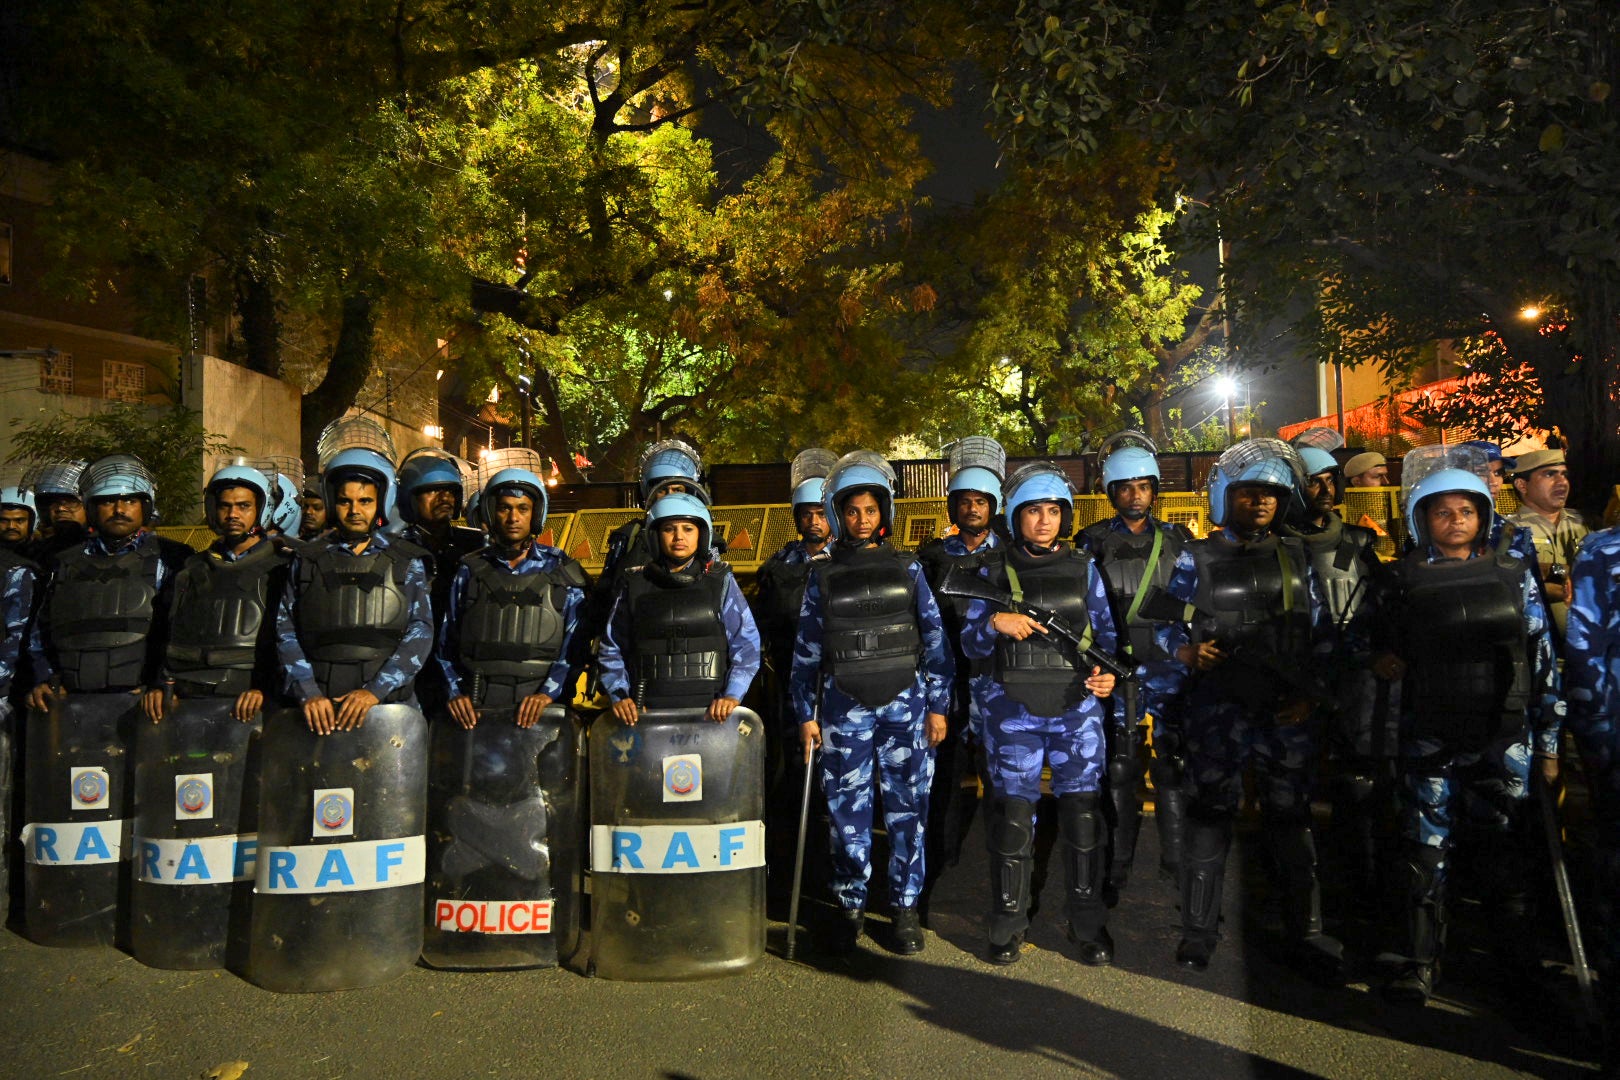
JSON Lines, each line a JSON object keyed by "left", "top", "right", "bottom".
{"left": 1205, "top": 438, "right": 1307, "bottom": 528}
{"left": 395, "top": 448, "right": 466, "bottom": 525}
{"left": 1401, "top": 443, "right": 1493, "bottom": 546}
{"left": 1289, "top": 426, "right": 1347, "bottom": 454}
{"left": 0, "top": 485, "right": 37, "bottom": 535}
{"left": 28, "top": 459, "right": 88, "bottom": 500}
{"left": 1459, "top": 439, "right": 1503, "bottom": 464}
{"left": 1003, "top": 461, "right": 1076, "bottom": 540}
{"left": 270, "top": 474, "right": 303, "bottom": 535}
{"left": 639, "top": 439, "right": 703, "bottom": 503}
{"left": 480, "top": 466, "right": 548, "bottom": 533}
{"left": 317, "top": 416, "right": 397, "bottom": 528}
{"left": 81, "top": 453, "right": 160, "bottom": 525}
{"left": 790, "top": 447, "right": 838, "bottom": 508}
{"left": 945, "top": 436, "right": 1007, "bottom": 527}
{"left": 204, "top": 461, "right": 273, "bottom": 532}
{"left": 1098, "top": 431, "right": 1160, "bottom": 490}
{"left": 645, "top": 490, "right": 712, "bottom": 560}
{"left": 1296, "top": 447, "right": 1339, "bottom": 478}
{"left": 463, "top": 490, "right": 483, "bottom": 532}
{"left": 823, "top": 450, "right": 898, "bottom": 541}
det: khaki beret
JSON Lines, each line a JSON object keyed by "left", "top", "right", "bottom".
{"left": 1343, "top": 452, "right": 1387, "bottom": 479}
{"left": 1510, "top": 448, "right": 1565, "bottom": 476}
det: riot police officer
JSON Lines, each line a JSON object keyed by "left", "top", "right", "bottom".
{"left": 27, "top": 460, "right": 89, "bottom": 560}
{"left": 915, "top": 436, "right": 1005, "bottom": 903}
{"left": 1372, "top": 446, "right": 1559, "bottom": 1004}
{"left": 1077, "top": 432, "right": 1191, "bottom": 890}
{"left": 394, "top": 448, "right": 481, "bottom": 713}
{"left": 27, "top": 454, "right": 192, "bottom": 708}
{"left": 1283, "top": 431, "right": 1389, "bottom": 909}
{"left": 1154, "top": 439, "right": 1342, "bottom": 976}
{"left": 792, "top": 451, "right": 953, "bottom": 956}
{"left": 0, "top": 533, "right": 38, "bottom": 908}
{"left": 298, "top": 474, "right": 328, "bottom": 540}
{"left": 144, "top": 462, "right": 286, "bottom": 724}
{"left": 438, "top": 465, "right": 588, "bottom": 727}
{"left": 962, "top": 462, "right": 1118, "bottom": 965}
{"left": 0, "top": 484, "right": 37, "bottom": 556}
{"left": 597, "top": 492, "right": 760, "bottom": 720}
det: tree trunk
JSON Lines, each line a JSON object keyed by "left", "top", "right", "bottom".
{"left": 300, "top": 291, "right": 378, "bottom": 468}
{"left": 234, "top": 269, "right": 283, "bottom": 378}
{"left": 529, "top": 366, "right": 587, "bottom": 483}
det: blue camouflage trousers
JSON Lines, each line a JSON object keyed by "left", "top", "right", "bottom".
{"left": 1397, "top": 730, "right": 1530, "bottom": 868}
{"left": 819, "top": 684, "right": 936, "bottom": 912}
{"left": 1184, "top": 702, "right": 1319, "bottom": 817}
{"left": 973, "top": 677, "right": 1105, "bottom": 802}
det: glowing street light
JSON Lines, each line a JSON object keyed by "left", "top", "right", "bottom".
{"left": 1520, "top": 305, "right": 1541, "bottom": 321}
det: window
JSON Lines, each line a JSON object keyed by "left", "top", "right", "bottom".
{"left": 39, "top": 352, "right": 73, "bottom": 394}
{"left": 103, "top": 359, "right": 147, "bottom": 402}
{"left": 0, "top": 222, "right": 11, "bottom": 286}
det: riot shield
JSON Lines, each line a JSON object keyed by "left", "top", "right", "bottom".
{"left": 421, "top": 704, "right": 584, "bottom": 970}
{"left": 246, "top": 704, "right": 427, "bottom": 993}
{"left": 21, "top": 693, "right": 138, "bottom": 947}
{"left": 586, "top": 705, "right": 765, "bottom": 981}
{"left": 129, "top": 696, "right": 262, "bottom": 970}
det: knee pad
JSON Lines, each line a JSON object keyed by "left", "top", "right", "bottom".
{"left": 1059, "top": 793, "right": 1104, "bottom": 848}
{"left": 988, "top": 797, "right": 1036, "bottom": 857}
{"left": 1107, "top": 754, "right": 1141, "bottom": 794}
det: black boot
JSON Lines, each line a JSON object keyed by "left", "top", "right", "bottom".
{"left": 823, "top": 908, "right": 865, "bottom": 957}
{"left": 1268, "top": 817, "right": 1345, "bottom": 983}
{"left": 1106, "top": 726, "right": 1143, "bottom": 892}
{"left": 1150, "top": 756, "right": 1188, "bottom": 881}
{"left": 1060, "top": 793, "right": 1114, "bottom": 966}
{"left": 891, "top": 908, "right": 924, "bottom": 955}
{"left": 986, "top": 797, "right": 1035, "bottom": 965}
{"left": 1385, "top": 845, "right": 1445, "bottom": 1004}
{"left": 1176, "top": 811, "right": 1232, "bottom": 970}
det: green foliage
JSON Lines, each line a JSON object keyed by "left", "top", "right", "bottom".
{"left": 5, "top": 404, "right": 237, "bottom": 524}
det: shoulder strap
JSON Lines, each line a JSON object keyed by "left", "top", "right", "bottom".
{"left": 1122, "top": 525, "right": 1165, "bottom": 626}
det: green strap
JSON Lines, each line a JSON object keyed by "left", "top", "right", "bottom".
{"left": 1277, "top": 541, "right": 1294, "bottom": 613}
{"left": 1123, "top": 526, "right": 1165, "bottom": 627}
{"left": 1005, "top": 561, "right": 1024, "bottom": 603}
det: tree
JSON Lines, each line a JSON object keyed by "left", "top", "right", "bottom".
{"left": 6, "top": 404, "right": 236, "bottom": 524}
{"left": 976, "top": 0, "right": 1620, "bottom": 507}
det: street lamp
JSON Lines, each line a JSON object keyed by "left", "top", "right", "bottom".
{"left": 1214, "top": 375, "right": 1239, "bottom": 443}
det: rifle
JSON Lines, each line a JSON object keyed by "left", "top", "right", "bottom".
{"left": 935, "top": 562, "right": 1138, "bottom": 690}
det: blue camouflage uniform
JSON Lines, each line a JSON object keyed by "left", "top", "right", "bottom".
{"left": 437, "top": 540, "right": 585, "bottom": 705}
{"left": 274, "top": 532, "right": 434, "bottom": 706}
{"left": 0, "top": 556, "right": 37, "bottom": 707}
{"left": 959, "top": 560, "right": 1115, "bottom": 801}
{"left": 790, "top": 558, "right": 953, "bottom": 912}
{"left": 598, "top": 569, "right": 761, "bottom": 706}
{"left": 1156, "top": 532, "right": 1333, "bottom": 819}
{"left": 1565, "top": 527, "right": 1620, "bottom": 973}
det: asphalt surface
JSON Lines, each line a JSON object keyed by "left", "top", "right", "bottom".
{"left": 1, "top": 805, "right": 1600, "bottom": 1080}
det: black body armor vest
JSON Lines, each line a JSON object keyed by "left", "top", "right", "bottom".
{"left": 1285, "top": 515, "right": 1376, "bottom": 630}
{"left": 1187, "top": 532, "right": 1313, "bottom": 708}
{"left": 296, "top": 544, "right": 413, "bottom": 699}
{"left": 1082, "top": 518, "right": 1186, "bottom": 662}
{"left": 456, "top": 552, "right": 582, "bottom": 700}
{"left": 917, "top": 535, "right": 995, "bottom": 671}
{"left": 164, "top": 539, "right": 281, "bottom": 697}
{"left": 816, "top": 543, "right": 922, "bottom": 709}
{"left": 1393, "top": 548, "right": 1531, "bottom": 749}
{"left": 755, "top": 548, "right": 817, "bottom": 659}
{"left": 986, "top": 546, "right": 1096, "bottom": 717}
{"left": 622, "top": 566, "right": 729, "bottom": 709}
{"left": 46, "top": 542, "right": 163, "bottom": 691}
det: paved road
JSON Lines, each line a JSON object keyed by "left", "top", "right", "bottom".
{"left": 1, "top": 812, "right": 1598, "bottom": 1079}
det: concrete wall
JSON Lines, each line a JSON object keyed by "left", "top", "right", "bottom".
{"left": 185, "top": 353, "right": 302, "bottom": 477}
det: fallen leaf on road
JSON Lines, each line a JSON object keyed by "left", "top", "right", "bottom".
{"left": 117, "top": 1035, "right": 141, "bottom": 1053}
{"left": 203, "top": 1061, "right": 249, "bottom": 1080}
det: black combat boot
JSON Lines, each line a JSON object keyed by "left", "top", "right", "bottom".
{"left": 823, "top": 907, "right": 865, "bottom": 957}
{"left": 891, "top": 908, "right": 924, "bottom": 955}
{"left": 1106, "top": 726, "right": 1143, "bottom": 893}
{"left": 986, "top": 797, "right": 1035, "bottom": 965}
{"left": 1385, "top": 845, "right": 1446, "bottom": 1004}
{"left": 1176, "top": 811, "right": 1232, "bottom": 970}
{"left": 1268, "top": 817, "right": 1345, "bottom": 983}
{"left": 1060, "top": 793, "right": 1114, "bottom": 966}
{"left": 1151, "top": 758, "right": 1188, "bottom": 881}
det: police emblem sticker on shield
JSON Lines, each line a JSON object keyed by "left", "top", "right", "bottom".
{"left": 662, "top": 754, "right": 703, "bottom": 803}
{"left": 70, "top": 766, "right": 111, "bottom": 811}
{"left": 174, "top": 773, "right": 215, "bottom": 820}
{"left": 312, "top": 787, "right": 356, "bottom": 837}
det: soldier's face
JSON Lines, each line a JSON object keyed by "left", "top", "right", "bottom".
{"left": 657, "top": 519, "right": 700, "bottom": 562}
{"left": 1485, "top": 460, "right": 1504, "bottom": 495}
{"left": 333, "top": 481, "right": 378, "bottom": 537}
{"left": 1349, "top": 465, "right": 1389, "bottom": 487}
{"left": 1424, "top": 493, "right": 1482, "bottom": 551}
{"left": 794, "top": 503, "right": 828, "bottom": 542}
{"left": 952, "top": 491, "right": 993, "bottom": 532}
{"left": 841, "top": 492, "right": 882, "bottom": 541}
{"left": 0, "top": 507, "right": 31, "bottom": 543}
{"left": 414, "top": 486, "right": 459, "bottom": 524}
{"left": 211, "top": 485, "right": 260, "bottom": 541}
{"left": 492, "top": 493, "right": 534, "bottom": 544}
{"left": 1516, "top": 465, "right": 1569, "bottom": 513}
{"left": 1226, "top": 485, "right": 1279, "bottom": 532}
{"left": 1109, "top": 478, "right": 1154, "bottom": 521}
{"left": 1305, "top": 471, "right": 1337, "bottom": 516}
{"left": 1017, "top": 501, "right": 1064, "bottom": 547}
{"left": 300, "top": 494, "right": 327, "bottom": 533}
{"left": 43, "top": 494, "right": 86, "bottom": 527}
{"left": 92, "top": 494, "right": 145, "bottom": 539}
